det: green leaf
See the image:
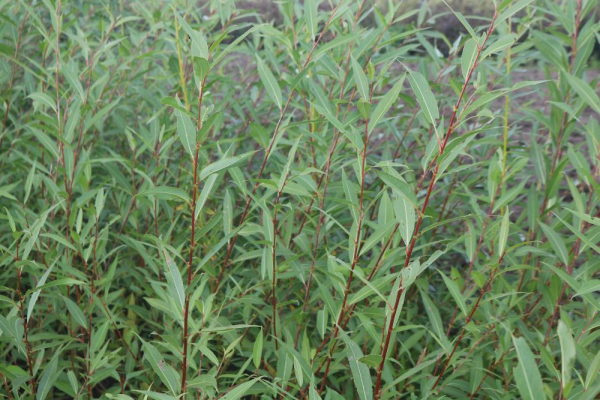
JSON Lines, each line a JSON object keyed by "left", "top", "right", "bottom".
{"left": 375, "top": 170, "right": 417, "bottom": 208}
{"left": 352, "top": 56, "right": 369, "bottom": 100}
{"left": 22, "top": 203, "right": 59, "bottom": 261}
{"left": 221, "top": 378, "right": 261, "bottom": 400}
{"left": 27, "top": 265, "right": 53, "bottom": 321}
{"left": 498, "top": 209, "right": 510, "bottom": 256}
{"left": 136, "top": 186, "right": 190, "bottom": 203}
{"left": 453, "top": 11, "right": 477, "bottom": 41}
{"left": 28, "top": 92, "right": 57, "bottom": 113}
{"left": 461, "top": 38, "right": 478, "bottom": 81}
{"left": 360, "top": 220, "right": 396, "bottom": 256}
{"left": 37, "top": 353, "right": 59, "bottom": 400}
{"left": 565, "top": 73, "right": 600, "bottom": 115}
{"left": 586, "top": 350, "right": 600, "bottom": 389}
{"left": 62, "top": 61, "right": 85, "bottom": 103}
{"left": 438, "top": 271, "right": 467, "bottom": 317}
{"left": 481, "top": 34, "right": 517, "bottom": 59}
{"left": 496, "top": 0, "right": 534, "bottom": 25}
{"left": 557, "top": 320, "right": 576, "bottom": 389}
{"left": 133, "top": 392, "right": 177, "bottom": 400}
{"left": 176, "top": 14, "right": 208, "bottom": 59}
{"left": 339, "top": 329, "right": 373, "bottom": 400}
{"left": 420, "top": 289, "right": 447, "bottom": 348}
{"left": 159, "top": 245, "right": 186, "bottom": 310}
{"left": 195, "top": 174, "right": 218, "bottom": 222}
{"left": 199, "top": 151, "right": 255, "bottom": 181}
{"left": 368, "top": 75, "right": 404, "bottom": 135}
{"left": 393, "top": 194, "right": 415, "bottom": 246}
{"left": 512, "top": 336, "right": 544, "bottom": 400}
{"left": 31, "top": 128, "right": 60, "bottom": 159}
{"left": 539, "top": 222, "right": 569, "bottom": 265}
{"left": 305, "top": 0, "right": 318, "bottom": 39}
{"left": 142, "top": 340, "right": 180, "bottom": 395}
{"left": 407, "top": 70, "right": 439, "bottom": 125}
{"left": 176, "top": 109, "right": 197, "bottom": 160}
{"left": 162, "top": 96, "right": 191, "bottom": 115}
{"left": 63, "top": 296, "right": 88, "bottom": 329}
{"left": 253, "top": 330, "right": 263, "bottom": 369}
{"left": 544, "top": 263, "right": 600, "bottom": 311}
{"left": 211, "top": 24, "right": 265, "bottom": 67}
{"left": 256, "top": 55, "right": 282, "bottom": 110}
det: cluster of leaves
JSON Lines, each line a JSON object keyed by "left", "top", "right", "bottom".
{"left": 0, "top": 0, "right": 599, "bottom": 399}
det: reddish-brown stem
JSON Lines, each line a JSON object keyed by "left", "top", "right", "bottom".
{"left": 318, "top": 80, "right": 374, "bottom": 394}
{"left": 270, "top": 183, "right": 287, "bottom": 349}
{"left": 373, "top": 10, "right": 498, "bottom": 398}
{"left": 181, "top": 69, "right": 208, "bottom": 394}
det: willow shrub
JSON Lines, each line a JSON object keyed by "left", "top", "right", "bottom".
{"left": 0, "top": 0, "right": 599, "bottom": 399}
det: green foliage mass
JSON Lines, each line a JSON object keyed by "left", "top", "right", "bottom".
{"left": 0, "top": 0, "right": 599, "bottom": 399}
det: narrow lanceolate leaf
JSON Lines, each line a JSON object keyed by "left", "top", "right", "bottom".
{"left": 37, "top": 354, "right": 59, "bottom": 400}
{"left": 134, "top": 391, "right": 177, "bottom": 400}
{"left": 368, "top": 75, "right": 405, "bottom": 135}
{"left": 438, "top": 271, "right": 467, "bottom": 317}
{"left": 352, "top": 56, "right": 369, "bottom": 100}
{"left": 498, "top": 210, "right": 510, "bottom": 257}
{"left": 557, "top": 320, "right": 576, "bottom": 389}
{"left": 221, "top": 378, "right": 261, "bottom": 400}
{"left": 461, "top": 38, "right": 478, "bottom": 81}
{"left": 199, "top": 151, "right": 255, "bottom": 181}
{"left": 305, "top": 0, "right": 318, "bottom": 39}
{"left": 195, "top": 174, "right": 218, "bottom": 222}
{"left": 27, "top": 265, "right": 53, "bottom": 322}
{"left": 63, "top": 296, "right": 88, "bottom": 329}
{"left": 256, "top": 56, "right": 282, "bottom": 110}
{"left": 481, "top": 34, "right": 517, "bottom": 59}
{"left": 450, "top": 9, "right": 477, "bottom": 41}
{"left": 565, "top": 73, "right": 600, "bottom": 115}
{"left": 512, "top": 337, "right": 544, "bottom": 400}
{"left": 160, "top": 246, "right": 186, "bottom": 310}
{"left": 544, "top": 263, "right": 600, "bottom": 312}
{"left": 176, "top": 14, "right": 209, "bottom": 59}
{"left": 393, "top": 194, "right": 415, "bottom": 247}
{"left": 539, "top": 222, "right": 569, "bottom": 265}
{"left": 586, "top": 350, "right": 600, "bottom": 389}
{"left": 142, "top": 340, "right": 180, "bottom": 395}
{"left": 253, "top": 330, "right": 263, "bottom": 369}
{"left": 279, "top": 138, "right": 300, "bottom": 192}
{"left": 23, "top": 204, "right": 59, "bottom": 261}
{"left": 420, "top": 290, "right": 447, "bottom": 347}
{"left": 339, "top": 329, "right": 373, "bottom": 400}
{"left": 496, "top": 0, "right": 534, "bottom": 25}
{"left": 407, "top": 70, "right": 439, "bottom": 125}
{"left": 309, "top": 382, "right": 323, "bottom": 400}
{"left": 137, "top": 186, "right": 190, "bottom": 203}
{"left": 176, "top": 110, "right": 197, "bottom": 160}
{"left": 360, "top": 220, "right": 396, "bottom": 256}
{"left": 62, "top": 62, "right": 85, "bottom": 103}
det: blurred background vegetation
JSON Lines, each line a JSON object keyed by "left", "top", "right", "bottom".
{"left": 233, "top": 0, "right": 600, "bottom": 58}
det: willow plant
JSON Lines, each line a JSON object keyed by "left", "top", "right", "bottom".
{"left": 0, "top": 0, "right": 599, "bottom": 399}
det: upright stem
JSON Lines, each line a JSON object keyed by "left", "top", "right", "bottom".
{"left": 181, "top": 58, "right": 208, "bottom": 397}
{"left": 373, "top": 10, "right": 498, "bottom": 399}
{"left": 318, "top": 83, "right": 374, "bottom": 394}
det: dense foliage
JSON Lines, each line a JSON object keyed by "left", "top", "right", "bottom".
{"left": 0, "top": 0, "right": 599, "bottom": 399}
